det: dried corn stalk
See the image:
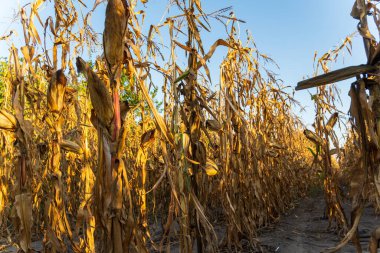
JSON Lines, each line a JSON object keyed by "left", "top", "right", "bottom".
{"left": 297, "top": 1, "right": 380, "bottom": 252}
{"left": 0, "top": 1, "right": 322, "bottom": 252}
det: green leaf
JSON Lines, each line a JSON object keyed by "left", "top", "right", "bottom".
{"left": 307, "top": 147, "right": 316, "bottom": 158}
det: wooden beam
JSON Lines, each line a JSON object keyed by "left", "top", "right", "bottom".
{"left": 296, "top": 64, "right": 377, "bottom": 91}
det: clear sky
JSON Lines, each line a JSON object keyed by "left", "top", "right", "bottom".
{"left": 0, "top": 0, "right": 369, "bottom": 140}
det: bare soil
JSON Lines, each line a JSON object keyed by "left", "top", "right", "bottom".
{"left": 1, "top": 191, "right": 380, "bottom": 253}
{"left": 258, "top": 192, "right": 380, "bottom": 253}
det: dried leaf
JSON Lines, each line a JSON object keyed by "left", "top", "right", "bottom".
{"left": 0, "top": 110, "right": 17, "bottom": 131}
{"left": 14, "top": 194, "right": 33, "bottom": 252}
{"left": 204, "top": 159, "right": 219, "bottom": 176}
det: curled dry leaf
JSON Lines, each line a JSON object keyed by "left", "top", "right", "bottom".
{"left": 268, "top": 142, "right": 284, "bottom": 150}
{"left": 351, "top": 3, "right": 360, "bottom": 20}
{"left": 358, "top": 25, "right": 375, "bottom": 41}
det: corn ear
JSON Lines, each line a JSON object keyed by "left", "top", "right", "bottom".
{"left": 76, "top": 57, "right": 114, "bottom": 127}
{"left": 304, "top": 129, "right": 323, "bottom": 145}
{"left": 206, "top": 119, "right": 222, "bottom": 132}
{"left": 325, "top": 112, "right": 339, "bottom": 133}
{"left": 60, "top": 139, "right": 83, "bottom": 154}
{"left": 47, "top": 69, "right": 66, "bottom": 114}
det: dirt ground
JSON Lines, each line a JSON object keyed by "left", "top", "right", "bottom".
{"left": 258, "top": 193, "right": 380, "bottom": 253}
{"left": 1, "top": 192, "right": 380, "bottom": 253}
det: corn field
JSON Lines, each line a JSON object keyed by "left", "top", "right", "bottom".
{"left": 0, "top": 0, "right": 379, "bottom": 252}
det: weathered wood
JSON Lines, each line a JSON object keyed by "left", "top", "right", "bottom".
{"left": 296, "top": 64, "right": 377, "bottom": 91}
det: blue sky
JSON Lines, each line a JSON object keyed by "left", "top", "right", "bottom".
{"left": 0, "top": 0, "right": 369, "bottom": 139}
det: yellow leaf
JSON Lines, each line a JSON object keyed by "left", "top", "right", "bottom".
{"left": 204, "top": 159, "right": 219, "bottom": 176}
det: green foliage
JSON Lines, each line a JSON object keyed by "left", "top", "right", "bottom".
{"left": 121, "top": 74, "right": 139, "bottom": 106}
{"left": 120, "top": 72, "right": 163, "bottom": 113}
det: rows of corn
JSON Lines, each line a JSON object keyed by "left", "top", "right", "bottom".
{"left": 0, "top": 0, "right": 323, "bottom": 252}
